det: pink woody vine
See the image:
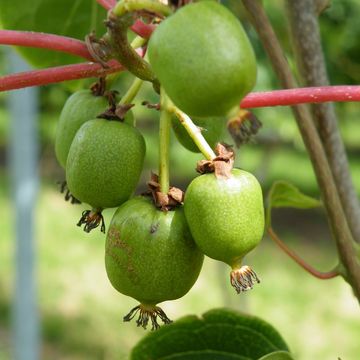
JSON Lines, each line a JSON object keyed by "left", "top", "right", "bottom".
{"left": 0, "top": 0, "right": 359, "bottom": 108}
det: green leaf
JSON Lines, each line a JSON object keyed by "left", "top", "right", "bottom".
{"left": 258, "top": 351, "right": 295, "bottom": 360}
{"left": 0, "top": 0, "right": 107, "bottom": 67}
{"left": 266, "top": 180, "right": 321, "bottom": 227}
{"left": 161, "top": 350, "right": 249, "bottom": 360}
{"left": 130, "top": 308, "right": 290, "bottom": 360}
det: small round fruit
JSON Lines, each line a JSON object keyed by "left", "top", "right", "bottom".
{"left": 55, "top": 90, "right": 109, "bottom": 168}
{"left": 172, "top": 116, "right": 224, "bottom": 153}
{"left": 66, "top": 119, "right": 145, "bottom": 227}
{"left": 105, "top": 196, "right": 204, "bottom": 329}
{"left": 184, "top": 168, "right": 264, "bottom": 293}
{"left": 148, "top": 1, "right": 257, "bottom": 117}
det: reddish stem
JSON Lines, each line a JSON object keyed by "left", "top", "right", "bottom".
{"left": 0, "top": 60, "right": 123, "bottom": 91}
{"left": 240, "top": 85, "right": 360, "bottom": 108}
{"left": 0, "top": 30, "right": 93, "bottom": 61}
{"left": 132, "top": 20, "right": 156, "bottom": 39}
{"left": 96, "top": 0, "right": 156, "bottom": 38}
{"left": 96, "top": 0, "right": 115, "bottom": 10}
{"left": 268, "top": 227, "right": 339, "bottom": 280}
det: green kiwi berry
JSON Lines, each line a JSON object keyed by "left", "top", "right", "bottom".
{"left": 105, "top": 196, "right": 204, "bottom": 330}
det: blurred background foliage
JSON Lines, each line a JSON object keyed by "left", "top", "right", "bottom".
{"left": 0, "top": 0, "right": 360, "bottom": 359}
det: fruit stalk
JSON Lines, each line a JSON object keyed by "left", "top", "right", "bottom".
{"left": 119, "top": 77, "right": 144, "bottom": 105}
{"left": 112, "top": 0, "right": 172, "bottom": 18}
{"left": 96, "top": 0, "right": 156, "bottom": 37}
{"left": 106, "top": 12, "right": 159, "bottom": 86}
{"left": 159, "top": 90, "right": 172, "bottom": 194}
{"left": 170, "top": 106, "right": 216, "bottom": 161}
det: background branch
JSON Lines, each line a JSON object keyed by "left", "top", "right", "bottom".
{"left": 286, "top": 0, "right": 360, "bottom": 243}
{"left": 268, "top": 227, "right": 339, "bottom": 280}
{"left": 0, "top": 30, "right": 93, "bottom": 61}
{"left": 0, "top": 60, "right": 123, "bottom": 91}
{"left": 241, "top": 0, "right": 360, "bottom": 300}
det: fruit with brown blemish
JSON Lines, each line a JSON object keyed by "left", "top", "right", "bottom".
{"left": 184, "top": 168, "right": 264, "bottom": 293}
{"left": 66, "top": 118, "right": 145, "bottom": 232}
{"left": 105, "top": 196, "right": 204, "bottom": 330}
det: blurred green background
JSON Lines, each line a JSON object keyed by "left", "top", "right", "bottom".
{"left": 1, "top": 0, "right": 360, "bottom": 359}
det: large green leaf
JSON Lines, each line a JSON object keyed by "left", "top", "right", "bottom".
{"left": 0, "top": 0, "right": 107, "bottom": 67}
{"left": 266, "top": 180, "right": 321, "bottom": 227}
{"left": 258, "top": 351, "right": 295, "bottom": 360}
{"left": 130, "top": 308, "right": 290, "bottom": 360}
{"left": 160, "top": 350, "right": 249, "bottom": 360}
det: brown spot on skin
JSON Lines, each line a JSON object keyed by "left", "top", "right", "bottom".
{"left": 150, "top": 222, "right": 160, "bottom": 234}
{"left": 107, "top": 228, "right": 138, "bottom": 283}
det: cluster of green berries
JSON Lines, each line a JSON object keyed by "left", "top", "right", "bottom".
{"left": 55, "top": 1, "right": 264, "bottom": 330}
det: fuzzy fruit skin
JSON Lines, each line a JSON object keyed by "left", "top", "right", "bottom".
{"left": 172, "top": 116, "right": 224, "bottom": 153}
{"left": 148, "top": 1, "right": 257, "bottom": 117}
{"left": 55, "top": 90, "right": 109, "bottom": 168}
{"left": 184, "top": 168, "right": 264, "bottom": 267}
{"left": 105, "top": 197, "right": 204, "bottom": 305}
{"left": 66, "top": 119, "right": 145, "bottom": 209}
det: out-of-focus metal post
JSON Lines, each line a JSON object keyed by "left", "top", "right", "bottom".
{"left": 8, "top": 51, "right": 40, "bottom": 360}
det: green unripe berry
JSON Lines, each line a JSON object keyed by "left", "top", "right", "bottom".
{"left": 66, "top": 119, "right": 145, "bottom": 210}
{"left": 106, "top": 196, "right": 204, "bottom": 329}
{"left": 148, "top": 1, "right": 257, "bottom": 117}
{"left": 55, "top": 90, "right": 109, "bottom": 168}
{"left": 184, "top": 168, "right": 264, "bottom": 292}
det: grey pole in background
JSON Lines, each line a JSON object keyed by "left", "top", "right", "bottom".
{"left": 8, "top": 51, "right": 40, "bottom": 360}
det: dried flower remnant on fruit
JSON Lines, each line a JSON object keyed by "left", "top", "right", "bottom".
{"left": 227, "top": 109, "right": 262, "bottom": 147}
{"left": 230, "top": 266, "right": 260, "bottom": 293}
{"left": 58, "top": 181, "right": 81, "bottom": 204}
{"left": 145, "top": 172, "right": 184, "bottom": 211}
{"left": 196, "top": 143, "right": 235, "bottom": 179}
{"left": 77, "top": 209, "right": 105, "bottom": 233}
{"left": 97, "top": 103, "right": 134, "bottom": 121}
{"left": 123, "top": 304, "right": 172, "bottom": 331}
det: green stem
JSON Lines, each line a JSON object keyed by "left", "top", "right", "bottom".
{"left": 105, "top": 36, "right": 146, "bottom": 89}
{"left": 106, "top": 13, "right": 158, "bottom": 85}
{"left": 112, "top": 0, "right": 172, "bottom": 17}
{"left": 169, "top": 106, "right": 216, "bottom": 161}
{"left": 130, "top": 35, "right": 147, "bottom": 49}
{"left": 159, "top": 89, "right": 172, "bottom": 194}
{"left": 119, "top": 77, "right": 144, "bottom": 105}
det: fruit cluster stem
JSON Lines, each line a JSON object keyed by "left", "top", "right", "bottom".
{"left": 159, "top": 89, "right": 172, "bottom": 194}
{"left": 106, "top": 12, "right": 158, "bottom": 86}
{"left": 119, "top": 77, "right": 144, "bottom": 105}
{"left": 112, "top": 0, "right": 172, "bottom": 17}
{"left": 170, "top": 106, "right": 216, "bottom": 161}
